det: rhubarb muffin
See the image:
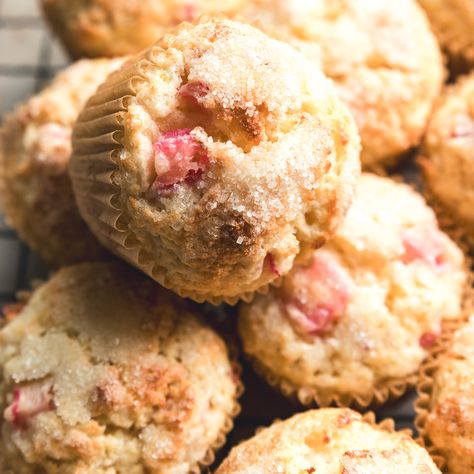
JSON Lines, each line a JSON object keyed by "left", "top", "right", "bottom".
{"left": 0, "top": 58, "right": 124, "bottom": 267}
{"left": 417, "top": 315, "right": 474, "bottom": 473}
{"left": 41, "top": 0, "right": 247, "bottom": 58}
{"left": 421, "top": 72, "right": 474, "bottom": 249}
{"left": 70, "top": 18, "right": 361, "bottom": 304}
{"left": 418, "top": 0, "right": 474, "bottom": 72}
{"left": 239, "top": 174, "right": 467, "bottom": 407}
{"left": 0, "top": 262, "right": 240, "bottom": 474}
{"left": 241, "top": 0, "right": 444, "bottom": 168}
{"left": 216, "top": 408, "right": 441, "bottom": 473}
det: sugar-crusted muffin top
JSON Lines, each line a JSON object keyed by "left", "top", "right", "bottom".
{"left": 421, "top": 71, "right": 474, "bottom": 238}
{"left": 73, "top": 18, "right": 360, "bottom": 303}
{"left": 0, "top": 262, "right": 238, "bottom": 474}
{"left": 241, "top": 0, "right": 444, "bottom": 167}
{"left": 216, "top": 408, "right": 441, "bottom": 473}
{"left": 239, "top": 174, "right": 466, "bottom": 404}
{"left": 425, "top": 315, "right": 474, "bottom": 474}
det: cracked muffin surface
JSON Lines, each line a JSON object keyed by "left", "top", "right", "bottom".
{"left": 0, "top": 262, "right": 240, "bottom": 474}
{"left": 41, "top": 0, "right": 248, "bottom": 58}
{"left": 216, "top": 408, "right": 441, "bottom": 473}
{"left": 241, "top": 0, "right": 444, "bottom": 168}
{"left": 0, "top": 58, "right": 124, "bottom": 267}
{"left": 239, "top": 174, "right": 467, "bottom": 405}
{"left": 423, "top": 315, "right": 474, "bottom": 474}
{"left": 71, "top": 18, "right": 361, "bottom": 304}
{"left": 421, "top": 71, "right": 474, "bottom": 249}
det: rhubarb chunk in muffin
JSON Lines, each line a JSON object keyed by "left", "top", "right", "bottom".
{"left": 0, "top": 262, "right": 240, "bottom": 474}
{"left": 239, "top": 174, "right": 467, "bottom": 406}
{"left": 71, "top": 18, "right": 361, "bottom": 304}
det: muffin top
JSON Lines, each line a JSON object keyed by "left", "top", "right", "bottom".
{"left": 421, "top": 71, "right": 474, "bottom": 236}
{"left": 216, "top": 408, "right": 441, "bottom": 473}
{"left": 241, "top": 0, "right": 444, "bottom": 168}
{"left": 41, "top": 0, "right": 248, "bottom": 58}
{"left": 239, "top": 174, "right": 466, "bottom": 405}
{"left": 418, "top": 0, "right": 474, "bottom": 71}
{"left": 0, "top": 58, "right": 124, "bottom": 266}
{"left": 424, "top": 315, "right": 474, "bottom": 474}
{"left": 0, "top": 262, "right": 239, "bottom": 474}
{"left": 72, "top": 18, "right": 360, "bottom": 303}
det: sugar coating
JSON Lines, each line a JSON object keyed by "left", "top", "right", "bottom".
{"left": 216, "top": 408, "right": 441, "bottom": 473}
{"left": 421, "top": 72, "right": 474, "bottom": 250}
{"left": 418, "top": 0, "right": 474, "bottom": 71}
{"left": 240, "top": 0, "right": 444, "bottom": 168}
{"left": 41, "top": 0, "right": 248, "bottom": 58}
{"left": 425, "top": 315, "right": 474, "bottom": 474}
{"left": 105, "top": 18, "right": 360, "bottom": 302}
{"left": 0, "top": 262, "right": 238, "bottom": 474}
{"left": 239, "top": 174, "right": 466, "bottom": 403}
{"left": 0, "top": 58, "right": 124, "bottom": 267}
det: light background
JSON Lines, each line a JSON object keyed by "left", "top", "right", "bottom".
{"left": 0, "top": 0, "right": 417, "bottom": 452}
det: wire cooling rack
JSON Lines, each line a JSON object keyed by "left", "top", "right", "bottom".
{"left": 0, "top": 0, "right": 418, "bottom": 459}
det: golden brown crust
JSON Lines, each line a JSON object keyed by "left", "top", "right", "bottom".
{"left": 239, "top": 174, "right": 467, "bottom": 408}
{"left": 0, "top": 58, "right": 125, "bottom": 267}
{"left": 0, "top": 262, "right": 241, "bottom": 474}
{"left": 70, "top": 18, "right": 360, "bottom": 304}
{"left": 416, "top": 316, "right": 474, "bottom": 473}
{"left": 216, "top": 408, "right": 440, "bottom": 473}
{"left": 420, "top": 71, "right": 474, "bottom": 252}
{"left": 41, "top": 0, "right": 247, "bottom": 58}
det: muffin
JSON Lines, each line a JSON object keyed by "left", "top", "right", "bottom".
{"left": 416, "top": 315, "right": 474, "bottom": 473}
{"left": 41, "top": 0, "right": 247, "bottom": 58}
{"left": 216, "top": 408, "right": 441, "bottom": 473}
{"left": 420, "top": 72, "right": 474, "bottom": 250}
{"left": 0, "top": 262, "right": 241, "bottom": 474}
{"left": 239, "top": 174, "right": 467, "bottom": 407}
{"left": 418, "top": 0, "right": 474, "bottom": 73}
{"left": 70, "top": 18, "right": 361, "bottom": 304}
{"left": 0, "top": 58, "right": 124, "bottom": 267}
{"left": 241, "top": 0, "right": 445, "bottom": 169}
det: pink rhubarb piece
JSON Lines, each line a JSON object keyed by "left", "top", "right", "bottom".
{"left": 152, "top": 129, "right": 208, "bottom": 189}
{"left": 285, "top": 252, "right": 353, "bottom": 336}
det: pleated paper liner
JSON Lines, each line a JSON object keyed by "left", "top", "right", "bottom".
{"left": 243, "top": 253, "right": 474, "bottom": 411}
{"left": 246, "top": 354, "right": 417, "bottom": 411}
{"left": 414, "top": 316, "right": 470, "bottom": 473}
{"left": 195, "top": 357, "right": 245, "bottom": 473}
{"left": 70, "top": 35, "right": 287, "bottom": 307}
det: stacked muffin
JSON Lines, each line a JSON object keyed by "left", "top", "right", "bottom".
{"left": 0, "top": 0, "right": 473, "bottom": 471}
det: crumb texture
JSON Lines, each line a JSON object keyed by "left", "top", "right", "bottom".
{"left": 425, "top": 315, "right": 474, "bottom": 474}
{"left": 216, "top": 408, "right": 441, "bottom": 473}
{"left": 242, "top": 0, "right": 444, "bottom": 167}
{"left": 421, "top": 71, "right": 474, "bottom": 248}
{"left": 72, "top": 18, "right": 360, "bottom": 303}
{"left": 0, "top": 58, "right": 124, "bottom": 267}
{"left": 239, "top": 174, "right": 466, "bottom": 404}
{"left": 0, "top": 262, "right": 238, "bottom": 474}
{"left": 41, "top": 0, "right": 248, "bottom": 58}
